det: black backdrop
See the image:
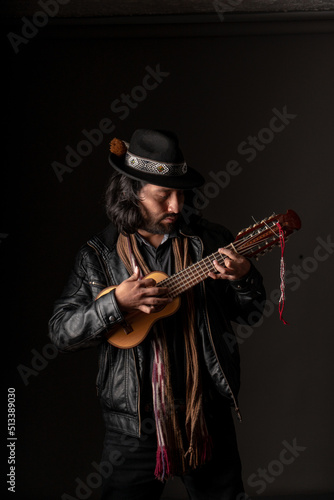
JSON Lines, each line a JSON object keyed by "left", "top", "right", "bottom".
{"left": 3, "top": 13, "right": 334, "bottom": 500}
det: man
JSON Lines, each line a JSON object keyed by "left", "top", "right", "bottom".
{"left": 49, "top": 129, "right": 266, "bottom": 500}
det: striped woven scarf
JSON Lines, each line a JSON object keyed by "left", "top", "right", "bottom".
{"left": 117, "top": 233, "right": 212, "bottom": 481}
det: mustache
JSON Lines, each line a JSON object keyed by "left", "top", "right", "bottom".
{"left": 161, "top": 213, "right": 178, "bottom": 220}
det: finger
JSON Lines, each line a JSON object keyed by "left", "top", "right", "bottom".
{"left": 212, "top": 259, "right": 226, "bottom": 274}
{"left": 224, "top": 258, "right": 236, "bottom": 270}
{"left": 138, "top": 304, "right": 154, "bottom": 314}
{"left": 139, "top": 300, "right": 171, "bottom": 315}
{"left": 141, "top": 294, "right": 173, "bottom": 306}
{"left": 209, "top": 261, "right": 232, "bottom": 280}
{"left": 150, "top": 296, "right": 173, "bottom": 305}
{"left": 218, "top": 247, "right": 238, "bottom": 260}
{"left": 141, "top": 278, "right": 157, "bottom": 287}
{"left": 141, "top": 286, "right": 170, "bottom": 296}
{"left": 208, "top": 271, "right": 229, "bottom": 280}
{"left": 154, "top": 286, "right": 170, "bottom": 296}
{"left": 127, "top": 266, "right": 140, "bottom": 281}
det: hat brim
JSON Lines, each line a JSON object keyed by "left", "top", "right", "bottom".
{"left": 109, "top": 153, "right": 204, "bottom": 189}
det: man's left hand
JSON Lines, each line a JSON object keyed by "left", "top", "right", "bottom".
{"left": 208, "top": 247, "right": 251, "bottom": 282}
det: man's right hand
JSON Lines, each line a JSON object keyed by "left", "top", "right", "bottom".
{"left": 114, "top": 267, "right": 172, "bottom": 315}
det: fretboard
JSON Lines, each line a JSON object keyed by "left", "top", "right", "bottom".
{"left": 154, "top": 210, "right": 300, "bottom": 298}
{"left": 158, "top": 242, "right": 243, "bottom": 298}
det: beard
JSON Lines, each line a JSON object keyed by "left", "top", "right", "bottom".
{"left": 139, "top": 208, "right": 180, "bottom": 235}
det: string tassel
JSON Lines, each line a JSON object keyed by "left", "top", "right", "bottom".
{"left": 277, "top": 223, "right": 289, "bottom": 325}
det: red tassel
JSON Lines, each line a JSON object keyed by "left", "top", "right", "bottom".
{"left": 277, "top": 223, "right": 289, "bottom": 325}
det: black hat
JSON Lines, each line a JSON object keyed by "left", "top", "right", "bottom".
{"left": 108, "top": 129, "right": 204, "bottom": 189}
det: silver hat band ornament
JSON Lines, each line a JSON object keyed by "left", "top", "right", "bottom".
{"left": 125, "top": 151, "right": 188, "bottom": 177}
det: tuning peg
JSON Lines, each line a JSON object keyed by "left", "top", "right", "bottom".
{"left": 237, "top": 226, "right": 249, "bottom": 235}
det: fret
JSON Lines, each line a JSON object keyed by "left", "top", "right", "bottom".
{"left": 201, "top": 257, "right": 212, "bottom": 274}
{"left": 102, "top": 210, "right": 300, "bottom": 349}
{"left": 161, "top": 212, "right": 300, "bottom": 299}
{"left": 159, "top": 248, "right": 230, "bottom": 298}
{"left": 198, "top": 259, "right": 210, "bottom": 277}
{"left": 157, "top": 229, "right": 277, "bottom": 298}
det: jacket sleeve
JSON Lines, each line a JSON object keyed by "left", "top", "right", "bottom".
{"left": 225, "top": 262, "right": 266, "bottom": 324}
{"left": 48, "top": 248, "right": 124, "bottom": 352}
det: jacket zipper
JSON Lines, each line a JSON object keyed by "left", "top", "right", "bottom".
{"left": 181, "top": 230, "right": 242, "bottom": 422}
{"left": 132, "top": 349, "right": 142, "bottom": 437}
{"left": 89, "top": 281, "right": 106, "bottom": 287}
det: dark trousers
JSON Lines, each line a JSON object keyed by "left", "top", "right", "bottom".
{"left": 100, "top": 402, "right": 246, "bottom": 500}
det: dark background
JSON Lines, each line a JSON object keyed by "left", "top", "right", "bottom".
{"left": 3, "top": 3, "right": 334, "bottom": 499}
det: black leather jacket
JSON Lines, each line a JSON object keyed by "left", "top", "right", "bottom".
{"left": 48, "top": 218, "right": 266, "bottom": 438}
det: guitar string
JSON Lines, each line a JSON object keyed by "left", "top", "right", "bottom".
{"left": 160, "top": 228, "right": 277, "bottom": 297}
{"left": 159, "top": 242, "right": 246, "bottom": 297}
{"left": 157, "top": 221, "right": 280, "bottom": 298}
{"left": 165, "top": 231, "right": 278, "bottom": 296}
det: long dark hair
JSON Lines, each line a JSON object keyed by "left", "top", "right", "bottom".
{"left": 105, "top": 172, "right": 200, "bottom": 234}
{"left": 105, "top": 172, "right": 146, "bottom": 234}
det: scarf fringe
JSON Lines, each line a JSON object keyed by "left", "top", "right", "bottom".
{"left": 184, "top": 428, "right": 213, "bottom": 469}
{"left": 154, "top": 445, "right": 170, "bottom": 481}
{"left": 117, "top": 233, "right": 212, "bottom": 481}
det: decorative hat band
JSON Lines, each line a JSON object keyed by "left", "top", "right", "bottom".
{"left": 125, "top": 151, "right": 188, "bottom": 176}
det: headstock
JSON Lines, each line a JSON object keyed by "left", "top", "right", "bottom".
{"left": 234, "top": 209, "right": 301, "bottom": 259}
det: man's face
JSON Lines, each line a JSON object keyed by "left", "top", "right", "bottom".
{"left": 138, "top": 183, "right": 185, "bottom": 235}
